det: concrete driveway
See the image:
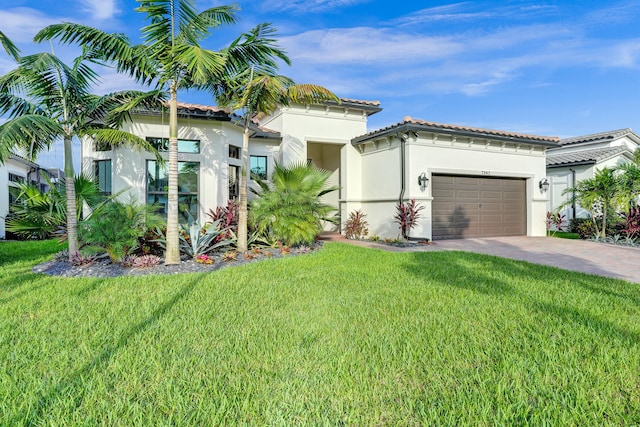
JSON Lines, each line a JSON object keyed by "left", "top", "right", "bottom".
{"left": 404, "top": 236, "right": 640, "bottom": 283}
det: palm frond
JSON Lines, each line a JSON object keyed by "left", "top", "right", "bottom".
{"left": 0, "top": 30, "right": 20, "bottom": 60}
{"left": 177, "top": 5, "right": 238, "bottom": 45}
{"left": 172, "top": 44, "right": 226, "bottom": 86}
{"left": 223, "top": 23, "right": 291, "bottom": 76}
{"left": 34, "top": 23, "right": 156, "bottom": 84}
{"left": 0, "top": 115, "right": 62, "bottom": 160}
{"left": 85, "top": 128, "right": 163, "bottom": 161}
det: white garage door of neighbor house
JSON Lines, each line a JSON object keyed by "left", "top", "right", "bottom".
{"left": 431, "top": 175, "right": 526, "bottom": 240}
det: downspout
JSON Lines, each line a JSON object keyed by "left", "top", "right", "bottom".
{"left": 398, "top": 132, "right": 408, "bottom": 206}
{"left": 398, "top": 131, "right": 430, "bottom": 242}
{"left": 569, "top": 167, "right": 576, "bottom": 219}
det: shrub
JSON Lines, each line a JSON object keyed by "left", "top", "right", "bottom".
{"left": 70, "top": 251, "right": 96, "bottom": 266}
{"left": 546, "top": 211, "right": 566, "bottom": 236}
{"left": 222, "top": 251, "right": 237, "bottom": 262}
{"left": 394, "top": 199, "right": 424, "bottom": 239}
{"left": 250, "top": 162, "right": 339, "bottom": 246}
{"left": 207, "top": 200, "right": 238, "bottom": 244}
{"left": 617, "top": 205, "right": 640, "bottom": 240}
{"left": 344, "top": 210, "right": 369, "bottom": 240}
{"left": 79, "top": 200, "right": 163, "bottom": 263}
{"left": 195, "top": 254, "right": 214, "bottom": 264}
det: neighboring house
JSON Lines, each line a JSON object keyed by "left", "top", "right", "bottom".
{"left": 0, "top": 153, "right": 55, "bottom": 239}
{"left": 84, "top": 100, "right": 560, "bottom": 241}
{"left": 546, "top": 128, "right": 640, "bottom": 220}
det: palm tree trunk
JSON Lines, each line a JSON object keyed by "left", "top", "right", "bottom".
{"left": 237, "top": 125, "right": 249, "bottom": 252}
{"left": 63, "top": 135, "right": 78, "bottom": 260}
{"left": 164, "top": 82, "right": 180, "bottom": 264}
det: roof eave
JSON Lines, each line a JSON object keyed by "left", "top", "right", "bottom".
{"left": 352, "top": 122, "right": 559, "bottom": 147}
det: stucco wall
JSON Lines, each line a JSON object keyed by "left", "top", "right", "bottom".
{"left": 353, "top": 133, "right": 549, "bottom": 240}
{"left": 0, "top": 158, "right": 32, "bottom": 239}
{"left": 83, "top": 114, "right": 280, "bottom": 221}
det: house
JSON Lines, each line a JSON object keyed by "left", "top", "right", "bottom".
{"left": 83, "top": 100, "right": 560, "bottom": 241}
{"left": 0, "top": 153, "right": 56, "bottom": 239}
{"left": 546, "top": 129, "right": 640, "bottom": 220}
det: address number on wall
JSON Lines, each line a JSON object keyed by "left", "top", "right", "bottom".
{"left": 481, "top": 170, "right": 491, "bottom": 175}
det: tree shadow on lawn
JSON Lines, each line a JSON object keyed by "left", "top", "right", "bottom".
{"left": 401, "top": 250, "right": 640, "bottom": 345}
{"left": 13, "top": 273, "right": 205, "bottom": 425}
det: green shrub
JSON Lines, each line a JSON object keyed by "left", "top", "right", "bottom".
{"left": 79, "top": 200, "right": 163, "bottom": 263}
{"left": 250, "top": 162, "right": 338, "bottom": 246}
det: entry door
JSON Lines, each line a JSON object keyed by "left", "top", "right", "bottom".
{"left": 431, "top": 175, "right": 526, "bottom": 240}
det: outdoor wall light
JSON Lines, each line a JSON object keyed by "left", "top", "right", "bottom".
{"left": 418, "top": 172, "right": 429, "bottom": 190}
{"left": 539, "top": 177, "right": 550, "bottom": 193}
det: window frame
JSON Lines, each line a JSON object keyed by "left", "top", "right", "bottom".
{"left": 250, "top": 155, "right": 268, "bottom": 180}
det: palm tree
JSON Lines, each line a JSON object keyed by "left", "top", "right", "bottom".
{"left": 0, "top": 50, "right": 161, "bottom": 259}
{"left": 616, "top": 160, "right": 640, "bottom": 209}
{"left": 562, "top": 167, "right": 621, "bottom": 238}
{"left": 250, "top": 162, "right": 339, "bottom": 247}
{"left": 37, "top": 1, "right": 291, "bottom": 264}
{"left": 213, "top": 66, "right": 339, "bottom": 252}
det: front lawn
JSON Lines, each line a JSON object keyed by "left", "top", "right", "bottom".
{"left": 1, "top": 240, "right": 639, "bottom": 425}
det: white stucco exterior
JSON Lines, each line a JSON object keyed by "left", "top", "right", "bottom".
{"left": 546, "top": 129, "right": 640, "bottom": 219}
{"left": 350, "top": 122, "right": 555, "bottom": 240}
{"left": 77, "top": 100, "right": 563, "bottom": 242}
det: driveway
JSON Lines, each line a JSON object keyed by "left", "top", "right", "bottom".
{"left": 322, "top": 234, "right": 640, "bottom": 283}
{"left": 411, "top": 237, "right": 640, "bottom": 283}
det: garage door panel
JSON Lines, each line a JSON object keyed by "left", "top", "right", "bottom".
{"left": 432, "top": 175, "right": 525, "bottom": 240}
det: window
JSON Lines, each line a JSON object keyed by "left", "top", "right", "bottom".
{"left": 8, "top": 173, "right": 25, "bottom": 184}
{"left": 228, "top": 165, "right": 239, "bottom": 200}
{"left": 95, "top": 160, "right": 112, "bottom": 196}
{"left": 229, "top": 145, "right": 240, "bottom": 159}
{"left": 146, "top": 137, "right": 200, "bottom": 154}
{"left": 147, "top": 160, "right": 199, "bottom": 222}
{"left": 250, "top": 155, "right": 268, "bottom": 180}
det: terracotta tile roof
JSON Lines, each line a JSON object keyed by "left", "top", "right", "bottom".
{"left": 353, "top": 116, "right": 560, "bottom": 145}
{"left": 339, "top": 98, "right": 381, "bottom": 107}
{"left": 558, "top": 128, "right": 638, "bottom": 146}
{"left": 173, "top": 102, "right": 231, "bottom": 114}
{"left": 547, "top": 146, "right": 629, "bottom": 166}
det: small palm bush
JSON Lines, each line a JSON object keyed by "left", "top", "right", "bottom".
{"left": 79, "top": 200, "right": 163, "bottom": 263}
{"left": 394, "top": 199, "right": 425, "bottom": 239}
{"left": 6, "top": 175, "right": 105, "bottom": 240}
{"left": 250, "top": 162, "right": 339, "bottom": 246}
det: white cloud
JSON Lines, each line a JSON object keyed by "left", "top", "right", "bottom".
{"left": 82, "top": 0, "right": 120, "bottom": 21}
{"left": 281, "top": 27, "right": 462, "bottom": 65}
{"left": 0, "top": 8, "right": 65, "bottom": 43}
{"left": 260, "top": 0, "right": 368, "bottom": 14}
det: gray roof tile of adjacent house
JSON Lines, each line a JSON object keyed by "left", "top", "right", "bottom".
{"left": 353, "top": 116, "right": 560, "bottom": 146}
{"left": 546, "top": 146, "right": 629, "bottom": 167}
{"left": 558, "top": 128, "right": 637, "bottom": 146}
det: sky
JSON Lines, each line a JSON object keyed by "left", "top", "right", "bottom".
{"left": 2, "top": 0, "right": 640, "bottom": 168}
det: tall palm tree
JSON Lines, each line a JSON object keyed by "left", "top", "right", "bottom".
{"left": 0, "top": 49, "right": 161, "bottom": 259}
{"left": 562, "top": 167, "right": 621, "bottom": 238}
{"left": 37, "top": 1, "right": 291, "bottom": 264}
{"left": 213, "top": 67, "right": 339, "bottom": 252}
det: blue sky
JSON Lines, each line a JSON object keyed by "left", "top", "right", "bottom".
{"left": 2, "top": 0, "right": 640, "bottom": 168}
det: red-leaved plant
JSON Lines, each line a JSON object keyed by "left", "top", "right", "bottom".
{"left": 344, "top": 209, "right": 369, "bottom": 240}
{"left": 394, "top": 199, "right": 424, "bottom": 239}
{"left": 618, "top": 205, "right": 640, "bottom": 240}
{"left": 207, "top": 200, "right": 239, "bottom": 244}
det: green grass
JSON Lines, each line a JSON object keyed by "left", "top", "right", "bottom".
{"left": 1, "top": 240, "right": 639, "bottom": 425}
{"left": 549, "top": 231, "right": 581, "bottom": 239}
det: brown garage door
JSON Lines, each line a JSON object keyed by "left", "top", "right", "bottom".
{"left": 432, "top": 175, "right": 526, "bottom": 240}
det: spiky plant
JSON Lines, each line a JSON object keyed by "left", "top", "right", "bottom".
{"left": 250, "top": 162, "right": 339, "bottom": 247}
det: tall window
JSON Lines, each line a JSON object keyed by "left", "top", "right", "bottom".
{"left": 147, "top": 160, "right": 199, "bottom": 222}
{"left": 250, "top": 155, "right": 268, "bottom": 180}
{"left": 146, "top": 137, "right": 200, "bottom": 154}
{"left": 228, "top": 165, "right": 239, "bottom": 200}
{"left": 8, "top": 173, "right": 25, "bottom": 184}
{"left": 94, "top": 160, "right": 112, "bottom": 196}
